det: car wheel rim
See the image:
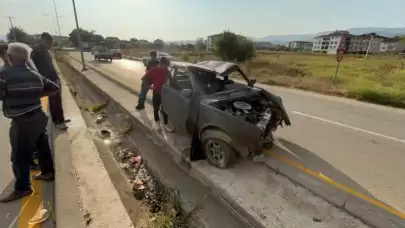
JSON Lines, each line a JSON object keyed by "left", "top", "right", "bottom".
{"left": 205, "top": 140, "right": 225, "bottom": 164}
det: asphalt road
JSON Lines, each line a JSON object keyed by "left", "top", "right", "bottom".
{"left": 73, "top": 52, "right": 405, "bottom": 213}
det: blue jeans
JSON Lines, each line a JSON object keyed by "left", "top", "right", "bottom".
{"left": 137, "top": 82, "right": 149, "bottom": 108}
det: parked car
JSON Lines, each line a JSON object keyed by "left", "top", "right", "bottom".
{"left": 161, "top": 61, "right": 291, "bottom": 169}
{"left": 93, "top": 45, "right": 113, "bottom": 62}
{"left": 142, "top": 52, "right": 174, "bottom": 66}
{"left": 111, "top": 49, "right": 123, "bottom": 59}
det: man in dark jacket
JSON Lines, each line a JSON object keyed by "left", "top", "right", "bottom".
{"left": 136, "top": 51, "right": 159, "bottom": 110}
{"left": 31, "top": 32, "right": 70, "bottom": 130}
{"left": 0, "top": 43, "right": 59, "bottom": 202}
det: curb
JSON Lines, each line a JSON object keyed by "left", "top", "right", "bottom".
{"left": 52, "top": 53, "right": 134, "bottom": 228}
{"left": 66, "top": 55, "right": 264, "bottom": 228}
{"left": 51, "top": 54, "right": 86, "bottom": 228}
{"left": 67, "top": 54, "right": 405, "bottom": 228}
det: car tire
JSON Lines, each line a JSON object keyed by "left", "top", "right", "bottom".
{"left": 202, "top": 137, "right": 235, "bottom": 169}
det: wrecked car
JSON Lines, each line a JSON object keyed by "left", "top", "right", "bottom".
{"left": 161, "top": 61, "right": 291, "bottom": 169}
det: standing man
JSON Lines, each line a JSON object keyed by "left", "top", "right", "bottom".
{"left": 31, "top": 32, "right": 70, "bottom": 130}
{"left": 136, "top": 51, "right": 159, "bottom": 110}
{"left": 1, "top": 44, "right": 40, "bottom": 170}
{"left": 141, "top": 57, "right": 170, "bottom": 131}
{"left": 0, "top": 43, "right": 58, "bottom": 202}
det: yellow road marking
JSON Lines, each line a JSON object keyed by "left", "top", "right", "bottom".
{"left": 17, "top": 97, "right": 49, "bottom": 227}
{"left": 264, "top": 149, "right": 405, "bottom": 219}
{"left": 18, "top": 171, "right": 42, "bottom": 228}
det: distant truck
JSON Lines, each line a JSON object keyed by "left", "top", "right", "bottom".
{"left": 92, "top": 45, "right": 113, "bottom": 62}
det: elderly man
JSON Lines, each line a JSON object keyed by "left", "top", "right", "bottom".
{"left": 31, "top": 32, "right": 70, "bottom": 130}
{"left": 0, "top": 42, "right": 59, "bottom": 203}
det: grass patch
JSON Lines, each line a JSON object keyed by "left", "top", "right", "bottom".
{"left": 124, "top": 48, "right": 405, "bottom": 108}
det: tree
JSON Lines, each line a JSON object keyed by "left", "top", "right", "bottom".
{"left": 130, "top": 38, "right": 138, "bottom": 43}
{"left": 195, "top": 37, "right": 206, "bottom": 52}
{"left": 153, "top": 39, "right": 164, "bottom": 50}
{"left": 68, "top": 28, "right": 104, "bottom": 46}
{"left": 7, "top": 27, "right": 32, "bottom": 44}
{"left": 213, "top": 30, "right": 255, "bottom": 63}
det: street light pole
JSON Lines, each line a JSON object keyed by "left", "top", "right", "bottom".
{"left": 52, "top": 0, "right": 62, "bottom": 36}
{"left": 7, "top": 16, "right": 17, "bottom": 42}
{"left": 71, "top": 0, "right": 86, "bottom": 71}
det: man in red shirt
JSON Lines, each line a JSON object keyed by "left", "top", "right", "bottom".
{"left": 141, "top": 57, "right": 170, "bottom": 130}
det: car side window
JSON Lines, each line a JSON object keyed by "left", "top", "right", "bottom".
{"left": 170, "top": 68, "right": 192, "bottom": 91}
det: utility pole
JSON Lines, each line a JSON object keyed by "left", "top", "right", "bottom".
{"left": 8, "top": 16, "right": 17, "bottom": 42}
{"left": 365, "top": 34, "right": 374, "bottom": 59}
{"left": 71, "top": 0, "right": 86, "bottom": 71}
{"left": 52, "top": 0, "right": 62, "bottom": 36}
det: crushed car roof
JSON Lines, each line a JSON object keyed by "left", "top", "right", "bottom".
{"left": 172, "top": 61, "right": 239, "bottom": 75}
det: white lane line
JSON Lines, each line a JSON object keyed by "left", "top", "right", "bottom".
{"left": 292, "top": 111, "right": 405, "bottom": 144}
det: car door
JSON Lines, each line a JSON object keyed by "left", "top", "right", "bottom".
{"left": 161, "top": 67, "right": 192, "bottom": 135}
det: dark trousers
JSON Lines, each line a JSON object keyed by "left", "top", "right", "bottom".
{"left": 10, "top": 110, "right": 54, "bottom": 191}
{"left": 137, "top": 82, "right": 149, "bottom": 108}
{"left": 152, "top": 91, "right": 168, "bottom": 124}
{"left": 49, "top": 79, "right": 65, "bottom": 124}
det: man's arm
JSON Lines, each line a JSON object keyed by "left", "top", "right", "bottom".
{"left": 141, "top": 68, "right": 154, "bottom": 84}
{"left": 40, "top": 74, "right": 60, "bottom": 97}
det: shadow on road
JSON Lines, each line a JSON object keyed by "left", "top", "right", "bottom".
{"left": 271, "top": 138, "right": 375, "bottom": 199}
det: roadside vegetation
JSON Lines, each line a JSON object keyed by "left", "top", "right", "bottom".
{"left": 123, "top": 31, "right": 405, "bottom": 108}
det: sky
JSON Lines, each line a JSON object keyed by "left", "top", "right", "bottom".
{"left": 1, "top": 0, "right": 405, "bottom": 41}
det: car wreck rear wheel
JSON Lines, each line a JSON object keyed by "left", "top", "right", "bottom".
{"left": 203, "top": 139, "right": 235, "bottom": 169}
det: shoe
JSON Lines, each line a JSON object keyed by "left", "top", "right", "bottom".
{"left": 163, "top": 123, "right": 174, "bottom": 133}
{"left": 135, "top": 105, "right": 145, "bottom": 111}
{"left": 0, "top": 189, "right": 33, "bottom": 203}
{"left": 64, "top": 119, "right": 71, "bottom": 123}
{"left": 154, "top": 121, "right": 161, "bottom": 131}
{"left": 56, "top": 123, "right": 68, "bottom": 131}
{"left": 33, "top": 173, "right": 55, "bottom": 181}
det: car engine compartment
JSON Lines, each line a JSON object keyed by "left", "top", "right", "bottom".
{"left": 216, "top": 92, "right": 281, "bottom": 131}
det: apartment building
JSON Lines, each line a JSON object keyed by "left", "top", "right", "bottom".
{"left": 312, "top": 30, "right": 348, "bottom": 54}
{"left": 206, "top": 34, "right": 223, "bottom": 52}
{"left": 380, "top": 37, "right": 405, "bottom": 53}
{"left": 287, "top": 41, "right": 313, "bottom": 51}
{"left": 347, "top": 33, "right": 385, "bottom": 53}
{"left": 312, "top": 30, "right": 404, "bottom": 54}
